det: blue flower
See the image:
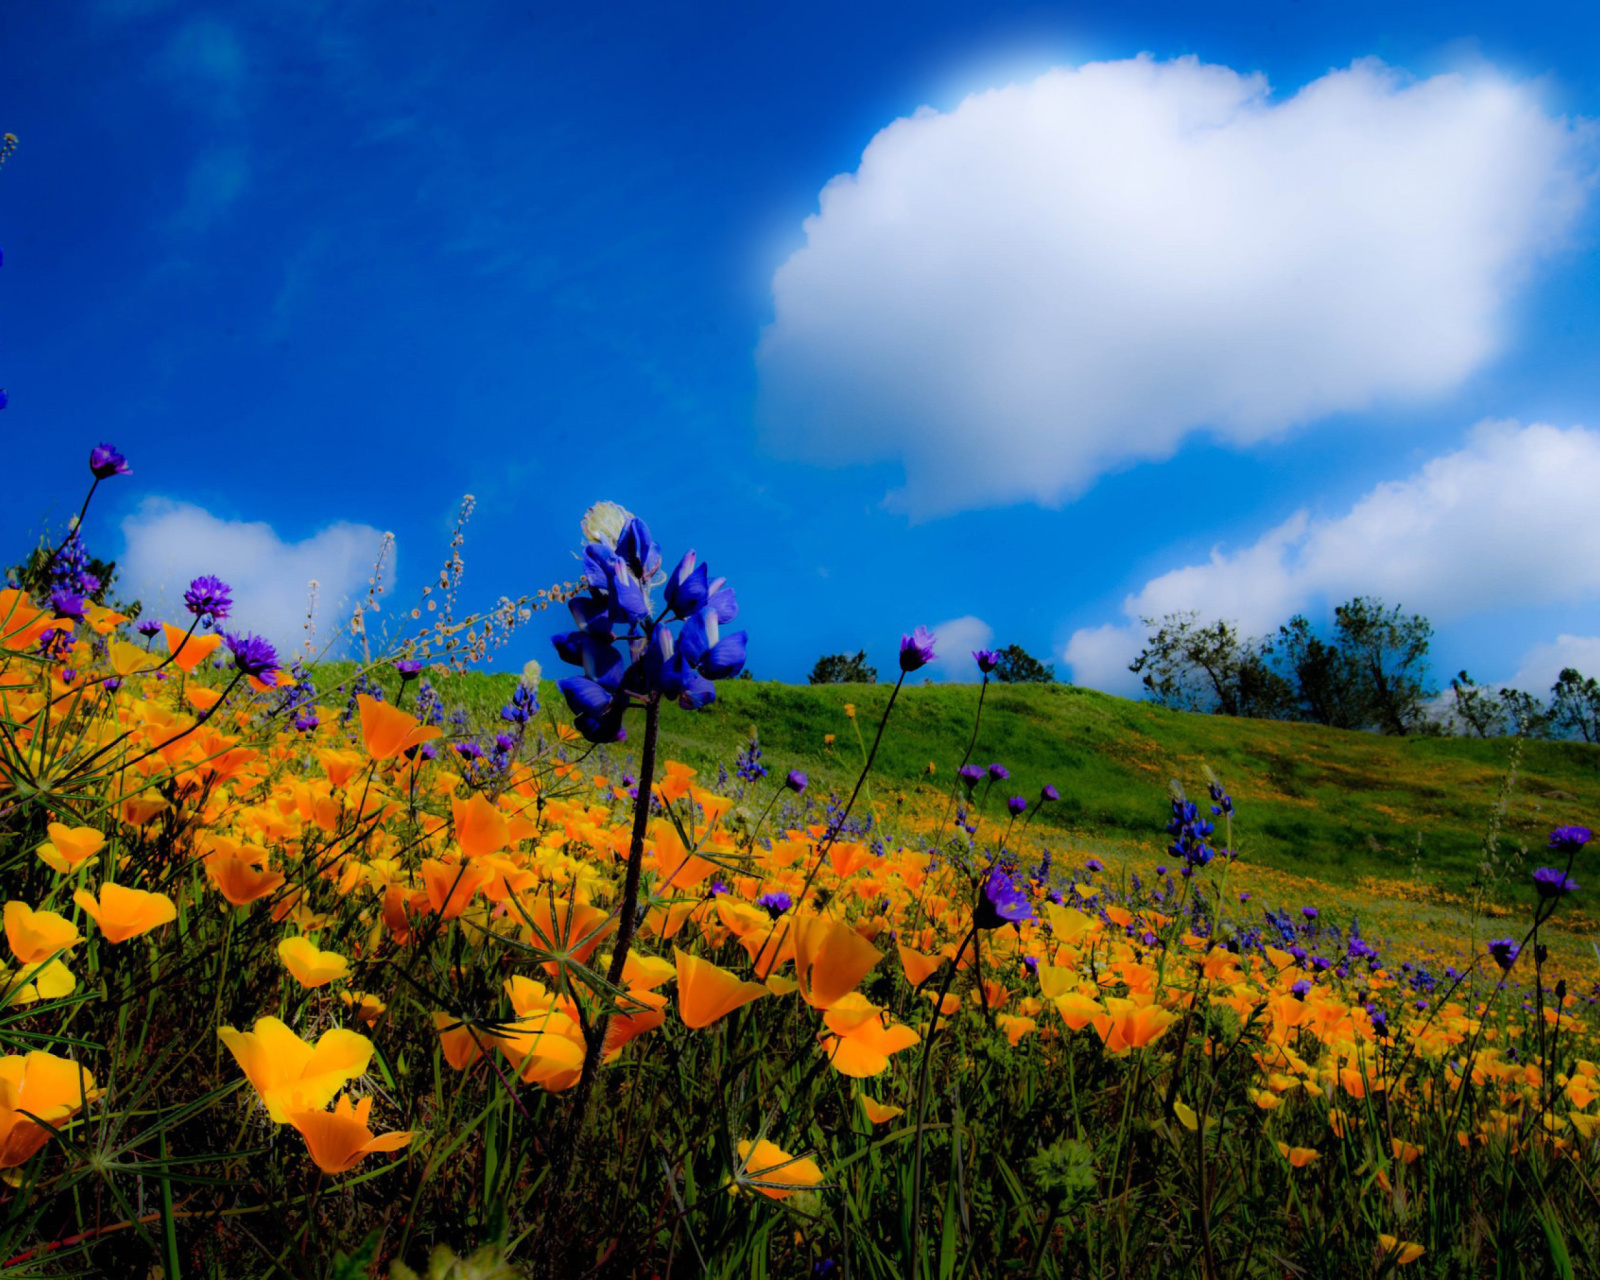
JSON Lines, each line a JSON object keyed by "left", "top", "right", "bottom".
{"left": 973, "top": 648, "right": 998, "bottom": 673}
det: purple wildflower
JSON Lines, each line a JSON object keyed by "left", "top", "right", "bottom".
{"left": 1533, "top": 867, "right": 1579, "bottom": 899}
{"left": 88, "top": 443, "right": 130, "bottom": 478}
{"left": 1007, "top": 796, "right": 1027, "bottom": 818}
{"left": 899, "top": 626, "right": 936, "bottom": 672}
{"left": 1488, "top": 938, "right": 1520, "bottom": 971}
{"left": 183, "top": 575, "right": 232, "bottom": 623}
{"left": 988, "top": 763, "right": 1009, "bottom": 781}
{"left": 757, "top": 891, "right": 793, "bottom": 918}
{"left": 1548, "top": 827, "right": 1592, "bottom": 854}
{"left": 1041, "top": 784, "right": 1059, "bottom": 803}
{"left": 975, "top": 867, "right": 1034, "bottom": 930}
{"left": 785, "top": 769, "right": 808, "bottom": 794}
{"left": 224, "top": 632, "right": 278, "bottom": 682}
{"left": 136, "top": 620, "right": 161, "bottom": 638}
{"left": 973, "top": 648, "right": 998, "bottom": 673}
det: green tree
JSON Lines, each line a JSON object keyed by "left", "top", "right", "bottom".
{"left": 1450, "top": 670, "right": 1506, "bottom": 738}
{"left": 991, "top": 643, "right": 1056, "bottom": 684}
{"left": 1331, "top": 597, "right": 1435, "bottom": 735}
{"left": 808, "top": 650, "right": 878, "bottom": 685}
{"left": 1267, "top": 615, "right": 1364, "bottom": 729}
{"left": 1548, "top": 667, "right": 1600, "bottom": 742}
{"left": 1129, "top": 613, "right": 1288, "bottom": 717}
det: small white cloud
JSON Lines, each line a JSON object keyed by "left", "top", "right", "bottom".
{"left": 1064, "top": 421, "right": 1600, "bottom": 693}
{"left": 928, "top": 615, "right": 995, "bottom": 681}
{"left": 1504, "top": 635, "right": 1600, "bottom": 693}
{"left": 118, "top": 498, "right": 394, "bottom": 658}
{"left": 759, "top": 56, "right": 1593, "bottom": 516}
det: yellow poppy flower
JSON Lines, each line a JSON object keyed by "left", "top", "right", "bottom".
{"left": 674, "top": 947, "right": 769, "bottom": 1029}
{"left": 35, "top": 824, "right": 104, "bottom": 875}
{"left": 734, "top": 1138, "right": 822, "bottom": 1200}
{"left": 0, "top": 1051, "right": 99, "bottom": 1169}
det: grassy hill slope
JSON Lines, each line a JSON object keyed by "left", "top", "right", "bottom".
{"left": 318, "top": 667, "right": 1600, "bottom": 914}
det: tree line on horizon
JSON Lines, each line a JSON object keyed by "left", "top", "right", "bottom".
{"left": 1127, "top": 597, "right": 1600, "bottom": 742}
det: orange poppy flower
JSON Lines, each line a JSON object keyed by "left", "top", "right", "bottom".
{"left": 1377, "top": 1237, "right": 1425, "bottom": 1266}
{"left": 896, "top": 943, "right": 945, "bottom": 986}
{"left": 278, "top": 936, "right": 350, "bottom": 988}
{"left": 1276, "top": 1142, "right": 1320, "bottom": 1168}
{"left": 35, "top": 824, "right": 104, "bottom": 875}
{"left": 860, "top": 1095, "right": 904, "bottom": 1125}
{"left": 216, "top": 1016, "right": 373, "bottom": 1123}
{"left": 819, "top": 993, "right": 919, "bottom": 1077}
{"left": 791, "top": 914, "right": 881, "bottom": 1010}
{"left": 4, "top": 903, "right": 81, "bottom": 964}
{"left": 674, "top": 947, "right": 769, "bottom": 1029}
{"left": 73, "top": 883, "right": 176, "bottom": 943}
{"left": 357, "top": 694, "right": 441, "bottom": 761}
{"left": 0, "top": 589, "right": 60, "bottom": 653}
{"left": 0, "top": 1050, "right": 99, "bottom": 1169}
{"left": 285, "top": 1093, "right": 412, "bottom": 1174}
{"left": 451, "top": 792, "right": 509, "bottom": 859}
{"left": 733, "top": 1138, "right": 823, "bottom": 1200}
{"left": 433, "top": 1012, "right": 488, "bottom": 1071}
{"left": 1090, "top": 997, "right": 1176, "bottom": 1054}
{"left": 420, "top": 859, "right": 491, "bottom": 919}
{"left": 161, "top": 624, "right": 222, "bottom": 673}
{"left": 210, "top": 856, "right": 285, "bottom": 907}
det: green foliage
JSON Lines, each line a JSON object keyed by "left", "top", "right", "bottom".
{"left": 991, "top": 643, "right": 1056, "bottom": 684}
{"left": 808, "top": 649, "right": 878, "bottom": 685}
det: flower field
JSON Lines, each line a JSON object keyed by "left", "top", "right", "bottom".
{"left": 0, "top": 450, "right": 1597, "bottom": 1278}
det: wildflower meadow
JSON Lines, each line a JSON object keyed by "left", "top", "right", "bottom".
{"left": 0, "top": 448, "right": 1597, "bottom": 1279}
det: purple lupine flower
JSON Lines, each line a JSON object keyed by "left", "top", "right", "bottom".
{"left": 899, "top": 626, "right": 936, "bottom": 672}
{"left": 1041, "top": 784, "right": 1059, "bottom": 803}
{"left": 757, "top": 891, "right": 793, "bottom": 918}
{"left": 1548, "top": 827, "right": 1592, "bottom": 854}
{"left": 1007, "top": 796, "right": 1027, "bottom": 818}
{"left": 973, "top": 648, "right": 999, "bottom": 673}
{"left": 785, "top": 769, "right": 808, "bottom": 794}
{"left": 88, "top": 443, "right": 130, "bottom": 478}
{"left": 975, "top": 867, "right": 1034, "bottom": 930}
{"left": 183, "top": 575, "right": 233, "bottom": 622}
{"left": 137, "top": 620, "right": 162, "bottom": 638}
{"left": 50, "top": 589, "right": 85, "bottom": 622}
{"left": 1488, "top": 938, "right": 1520, "bottom": 971}
{"left": 224, "top": 632, "right": 278, "bottom": 682}
{"left": 1533, "top": 867, "right": 1580, "bottom": 899}
{"left": 988, "top": 763, "right": 1010, "bottom": 781}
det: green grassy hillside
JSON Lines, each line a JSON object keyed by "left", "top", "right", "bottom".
{"left": 315, "top": 666, "right": 1600, "bottom": 913}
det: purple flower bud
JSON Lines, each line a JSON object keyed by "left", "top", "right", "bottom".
{"left": 394, "top": 659, "right": 423, "bottom": 679}
{"left": 136, "top": 620, "right": 162, "bottom": 638}
{"left": 973, "top": 648, "right": 998, "bottom": 673}
{"left": 1041, "top": 784, "right": 1059, "bottom": 803}
{"left": 757, "top": 891, "right": 793, "bottom": 918}
{"left": 899, "top": 626, "right": 936, "bottom": 672}
{"left": 988, "top": 763, "right": 1009, "bottom": 781}
{"left": 1548, "top": 826, "right": 1592, "bottom": 853}
{"left": 88, "top": 443, "right": 130, "bottom": 478}
{"left": 1007, "top": 796, "right": 1027, "bottom": 818}
{"left": 975, "top": 867, "right": 1034, "bottom": 930}
{"left": 1488, "top": 938, "right": 1520, "bottom": 971}
{"left": 785, "top": 769, "right": 808, "bottom": 794}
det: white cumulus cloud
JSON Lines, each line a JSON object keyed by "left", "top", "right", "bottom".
{"left": 1063, "top": 421, "right": 1600, "bottom": 693}
{"left": 1505, "top": 635, "right": 1600, "bottom": 694}
{"left": 928, "top": 615, "right": 995, "bottom": 681}
{"left": 118, "top": 498, "right": 394, "bottom": 658}
{"left": 758, "top": 55, "right": 1593, "bottom": 516}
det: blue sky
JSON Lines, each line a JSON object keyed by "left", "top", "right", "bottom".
{"left": 3, "top": 0, "right": 1599, "bottom": 695}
